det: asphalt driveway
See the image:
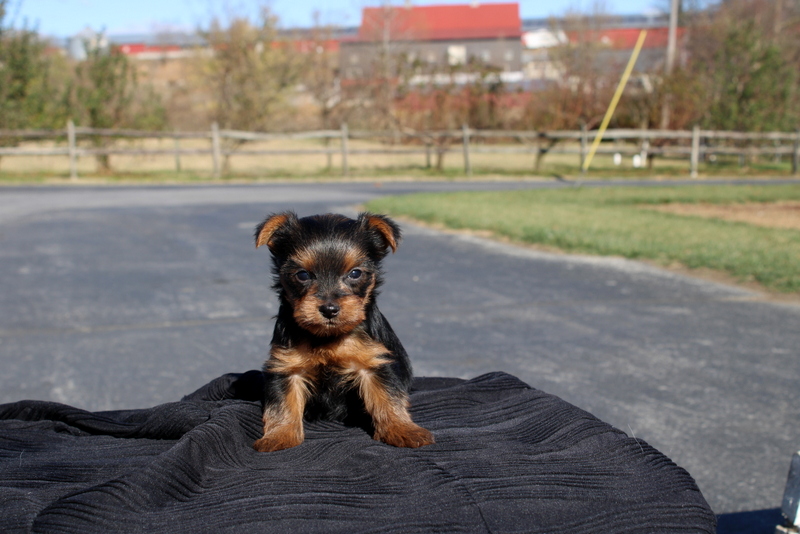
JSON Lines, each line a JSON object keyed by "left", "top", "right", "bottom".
{"left": 0, "top": 182, "right": 798, "bottom": 527}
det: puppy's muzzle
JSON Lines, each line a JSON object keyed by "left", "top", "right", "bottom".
{"left": 319, "top": 302, "right": 340, "bottom": 319}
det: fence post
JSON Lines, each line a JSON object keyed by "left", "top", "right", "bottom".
{"left": 579, "top": 122, "right": 588, "bottom": 174}
{"left": 690, "top": 125, "right": 700, "bottom": 178}
{"left": 340, "top": 123, "right": 349, "bottom": 177}
{"left": 211, "top": 122, "right": 221, "bottom": 178}
{"left": 325, "top": 137, "right": 332, "bottom": 170}
{"left": 67, "top": 120, "right": 78, "bottom": 180}
{"left": 793, "top": 128, "right": 799, "bottom": 175}
{"left": 462, "top": 124, "right": 471, "bottom": 176}
{"left": 640, "top": 131, "right": 650, "bottom": 168}
{"left": 173, "top": 130, "right": 181, "bottom": 172}
{"left": 425, "top": 141, "right": 431, "bottom": 168}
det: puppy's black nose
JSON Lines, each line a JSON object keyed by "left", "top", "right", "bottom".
{"left": 319, "top": 303, "right": 340, "bottom": 319}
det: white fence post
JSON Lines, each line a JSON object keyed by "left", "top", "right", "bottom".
{"left": 462, "top": 124, "right": 471, "bottom": 176}
{"left": 579, "top": 122, "right": 588, "bottom": 173}
{"left": 325, "top": 137, "right": 332, "bottom": 170}
{"left": 425, "top": 142, "right": 431, "bottom": 168}
{"left": 67, "top": 120, "right": 78, "bottom": 180}
{"left": 340, "top": 123, "right": 349, "bottom": 177}
{"left": 211, "top": 122, "right": 221, "bottom": 178}
{"left": 173, "top": 130, "right": 181, "bottom": 172}
{"left": 690, "top": 125, "right": 700, "bottom": 178}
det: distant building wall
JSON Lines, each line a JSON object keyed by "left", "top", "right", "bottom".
{"left": 341, "top": 2, "right": 524, "bottom": 81}
{"left": 340, "top": 37, "right": 523, "bottom": 79}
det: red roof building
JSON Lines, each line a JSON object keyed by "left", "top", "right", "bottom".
{"left": 341, "top": 2, "right": 524, "bottom": 80}
{"left": 565, "top": 27, "right": 687, "bottom": 50}
{"left": 116, "top": 43, "right": 189, "bottom": 60}
{"left": 358, "top": 3, "right": 522, "bottom": 42}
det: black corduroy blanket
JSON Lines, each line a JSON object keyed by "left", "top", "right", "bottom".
{"left": 0, "top": 372, "right": 715, "bottom": 533}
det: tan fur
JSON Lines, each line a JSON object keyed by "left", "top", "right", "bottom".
{"left": 261, "top": 334, "right": 433, "bottom": 449}
{"left": 359, "top": 372, "right": 434, "bottom": 448}
{"left": 289, "top": 246, "right": 318, "bottom": 272}
{"left": 365, "top": 215, "right": 398, "bottom": 253}
{"left": 290, "top": 265, "right": 377, "bottom": 338}
{"left": 256, "top": 334, "right": 389, "bottom": 452}
{"left": 254, "top": 212, "right": 432, "bottom": 452}
{"left": 268, "top": 333, "right": 391, "bottom": 374}
{"left": 253, "top": 374, "right": 310, "bottom": 452}
{"left": 292, "top": 294, "right": 367, "bottom": 337}
{"left": 255, "top": 213, "right": 291, "bottom": 249}
{"left": 342, "top": 247, "right": 367, "bottom": 271}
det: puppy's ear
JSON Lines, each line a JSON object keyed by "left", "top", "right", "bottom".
{"left": 358, "top": 212, "right": 401, "bottom": 253}
{"left": 254, "top": 212, "right": 297, "bottom": 250}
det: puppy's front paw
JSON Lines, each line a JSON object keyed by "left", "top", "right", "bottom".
{"left": 375, "top": 423, "right": 435, "bottom": 448}
{"left": 253, "top": 427, "right": 303, "bottom": 452}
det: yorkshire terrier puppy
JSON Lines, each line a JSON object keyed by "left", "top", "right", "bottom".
{"left": 252, "top": 211, "right": 434, "bottom": 452}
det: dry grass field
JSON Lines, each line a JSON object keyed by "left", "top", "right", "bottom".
{"left": 646, "top": 201, "right": 800, "bottom": 230}
{"left": 2, "top": 135, "right": 794, "bottom": 181}
{"left": 0, "top": 136, "right": 562, "bottom": 177}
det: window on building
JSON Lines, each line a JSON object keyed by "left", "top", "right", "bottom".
{"left": 447, "top": 45, "right": 467, "bottom": 66}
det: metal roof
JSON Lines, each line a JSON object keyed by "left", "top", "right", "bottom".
{"left": 358, "top": 3, "right": 522, "bottom": 42}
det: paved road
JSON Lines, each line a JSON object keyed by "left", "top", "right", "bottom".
{"left": 1, "top": 182, "right": 798, "bottom": 524}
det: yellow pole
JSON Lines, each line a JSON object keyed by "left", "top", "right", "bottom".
{"left": 581, "top": 30, "right": 648, "bottom": 172}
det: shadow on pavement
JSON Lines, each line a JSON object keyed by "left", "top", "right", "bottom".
{"left": 716, "top": 508, "right": 782, "bottom": 534}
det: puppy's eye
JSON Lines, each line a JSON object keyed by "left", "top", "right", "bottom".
{"left": 347, "top": 269, "right": 362, "bottom": 280}
{"left": 295, "top": 270, "right": 311, "bottom": 282}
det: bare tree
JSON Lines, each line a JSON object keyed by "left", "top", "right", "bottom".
{"left": 524, "top": 5, "right": 623, "bottom": 131}
{"left": 301, "top": 14, "right": 341, "bottom": 129}
{"left": 197, "top": 8, "right": 303, "bottom": 132}
{"left": 194, "top": 7, "right": 305, "bottom": 171}
{"left": 339, "top": 3, "right": 421, "bottom": 131}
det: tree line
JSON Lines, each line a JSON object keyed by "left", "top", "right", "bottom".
{"left": 1, "top": 0, "right": 798, "bottom": 149}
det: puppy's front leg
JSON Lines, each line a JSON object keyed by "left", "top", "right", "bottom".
{"left": 356, "top": 366, "right": 434, "bottom": 448}
{"left": 254, "top": 372, "right": 310, "bottom": 452}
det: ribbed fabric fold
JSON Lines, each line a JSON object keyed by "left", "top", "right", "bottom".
{"left": 0, "top": 372, "right": 715, "bottom": 533}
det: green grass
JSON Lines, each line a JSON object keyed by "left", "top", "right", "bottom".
{"left": 366, "top": 184, "right": 800, "bottom": 293}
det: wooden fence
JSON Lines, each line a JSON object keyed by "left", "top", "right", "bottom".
{"left": 1, "top": 121, "right": 799, "bottom": 179}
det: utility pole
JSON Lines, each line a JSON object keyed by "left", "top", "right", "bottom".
{"left": 665, "top": 0, "right": 679, "bottom": 75}
{"left": 660, "top": 0, "right": 680, "bottom": 129}
{"left": 775, "top": 0, "right": 785, "bottom": 35}
{"left": 380, "top": 0, "right": 394, "bottom": 129}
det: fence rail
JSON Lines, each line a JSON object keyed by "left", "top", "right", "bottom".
{"left": 1, "top": 121, "right": 798, "bottom": 179}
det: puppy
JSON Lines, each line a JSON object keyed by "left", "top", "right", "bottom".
{"left": 252, "top": 211, "right": 434, "bottom": 452}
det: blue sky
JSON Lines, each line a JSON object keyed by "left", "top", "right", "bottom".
{"left": 10, "top": 0, "right": 666, "bottom": 37}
